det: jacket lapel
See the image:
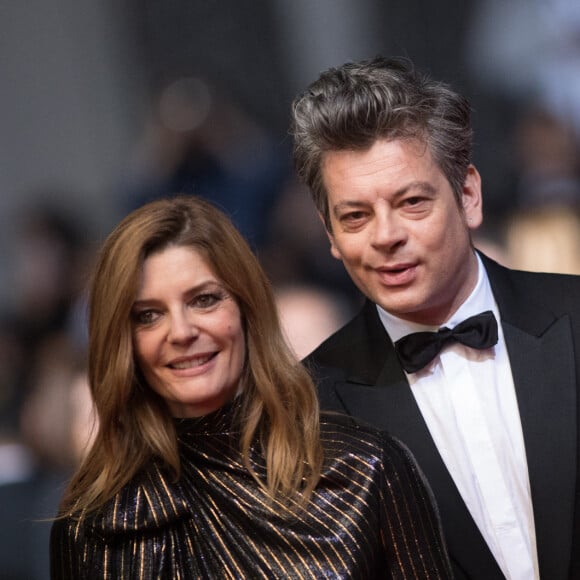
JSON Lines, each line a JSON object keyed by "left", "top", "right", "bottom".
{"left": 484, "top": 255, "right": 577, "bottom": 578}
{"left": 315, "top": 256, "right": 578, "bottom": 577}
{"left": 329, "top": 301, "right": 504, "bottom": 578}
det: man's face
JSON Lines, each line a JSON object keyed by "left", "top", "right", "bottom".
{"left": 321, "top": 138, "right": 483, "bottom": 326}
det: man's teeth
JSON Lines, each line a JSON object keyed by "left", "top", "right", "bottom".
{"left": 171, "top": 355, "right": 212, "bottom": 369}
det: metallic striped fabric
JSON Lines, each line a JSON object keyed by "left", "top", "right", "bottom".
{"left": 51, "top": 401, "right": 452, "bottom": 579}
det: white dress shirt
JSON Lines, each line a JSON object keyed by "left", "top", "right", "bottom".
{"left": 378, "top": 253, "right": 539, "bottom": 580}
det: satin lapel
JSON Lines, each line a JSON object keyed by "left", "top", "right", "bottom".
{"left": 503, "top": 317, "right": 576, "bottom": 578}
{"left": 332, "top": 307, "right": 504, "bottom": 578}
{"left": 483, "top": 254, "right": 577, "bottom": 578}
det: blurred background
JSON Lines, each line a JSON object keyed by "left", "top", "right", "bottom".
{"left": 2, "top": 0, "right": 580, "bottom": 576}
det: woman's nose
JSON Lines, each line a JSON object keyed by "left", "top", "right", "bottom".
{"left": 168, "top": 310, "right": 198, "bottom": 343}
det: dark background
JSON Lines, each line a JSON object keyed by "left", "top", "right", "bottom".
{"left": 2, "top": 3, "right": 580, "bottom": 576}
{"left": 2, "top": 0, "right": 559, "bottom": 283}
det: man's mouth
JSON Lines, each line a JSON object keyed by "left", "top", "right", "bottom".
{"left": 375, "top": 263, "right": 417, "bottom": 285}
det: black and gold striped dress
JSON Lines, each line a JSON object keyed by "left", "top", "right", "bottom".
{"left": 50, "top": 401, "right": 452, "bottom": 579}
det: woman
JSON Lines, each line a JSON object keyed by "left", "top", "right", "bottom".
{"left": 50, "top": 196, "right": 452, "bottom": 579}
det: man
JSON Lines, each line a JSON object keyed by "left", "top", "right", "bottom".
{"left": 290, "top": 56, "right": 580, "bottom": 579}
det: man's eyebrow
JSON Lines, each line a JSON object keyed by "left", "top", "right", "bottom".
{"left": 332, "top": 201, "right": 366, "bottom": 216}
{"left": 332, "top": 181, "right": 437, "bottom": 216}
{"left": 393, "top": 181, "right": 437, "bottom": 197}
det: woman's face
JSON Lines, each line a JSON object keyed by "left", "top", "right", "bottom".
{"left": 131, "top": 245, "right": 246, "bottom": 417}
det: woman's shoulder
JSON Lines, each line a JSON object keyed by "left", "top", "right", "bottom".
{"left": 319, "top": 411, "right": 418, "bottom": 471}
{"left": 61, "top": 462, "right": 191, "bottom": 540}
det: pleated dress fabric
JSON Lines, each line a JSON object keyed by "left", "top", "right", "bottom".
{"left": 50, "top": 400, "right": 451, "bottom": 579}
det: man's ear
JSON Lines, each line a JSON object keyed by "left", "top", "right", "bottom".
{"left": 462, "top": 165, "right": 483, "bottom": 230}
{"left": 318, "top": 212, "right": 342, "bottom": 261}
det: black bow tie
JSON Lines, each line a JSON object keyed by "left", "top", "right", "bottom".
{"left": 394, "top": 311, "right": 498, "bottom": 373}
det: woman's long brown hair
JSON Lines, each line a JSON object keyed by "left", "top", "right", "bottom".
{"left": 59, "top": 196, "right": 323, "bottom": 516}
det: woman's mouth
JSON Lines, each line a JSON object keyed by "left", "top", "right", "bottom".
{"left": 168, "top": 353, "right": 216, "bottom": 369}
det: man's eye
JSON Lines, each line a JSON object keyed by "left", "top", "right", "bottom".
{"left": 341, "top": 211, "right": 366, "bottom": 222}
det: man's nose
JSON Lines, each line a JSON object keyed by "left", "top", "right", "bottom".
{"left": 371, "top": 210, "right": 407, "bottom": 249}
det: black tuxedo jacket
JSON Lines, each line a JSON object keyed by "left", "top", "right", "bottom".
{"left": 305, "top": 254, "right": 580, "bottom": 579}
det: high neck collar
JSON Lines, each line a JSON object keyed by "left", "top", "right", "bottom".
{"left": 174, "top": 395, "right": 244, "bottom": 436}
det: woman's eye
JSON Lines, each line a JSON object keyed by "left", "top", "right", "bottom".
{"left": 133, "top": 310, "right": 159, "bottom": 325}
{"left": 193, "top": 293, "right": 221, "bottom": 308}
